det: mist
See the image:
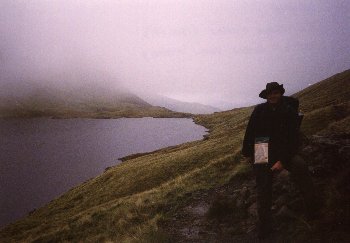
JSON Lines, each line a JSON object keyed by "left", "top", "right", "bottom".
{"left": 1, "top": 0, "right": 349, "bottom": 109}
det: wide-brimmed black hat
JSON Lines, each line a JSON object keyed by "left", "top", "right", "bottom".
{"left": 259, "top": 82, "right": 285, "bottom": 99}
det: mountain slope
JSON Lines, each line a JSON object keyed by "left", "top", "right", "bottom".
{"left": 139, "top": 93, "right": 221, "bottom": 114}
{"left": 294, "top": 70, "right": 350, "bottom": 112}
{"left": 0, "top": 69, "right": 349, "bottom": 242}
{"left": 293, "top": 70, "right": 350, "bottom": 135}
{"left": 0, "top": 85, "right": 191, "bottom": 119}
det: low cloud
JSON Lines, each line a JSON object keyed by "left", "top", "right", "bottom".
{"left": 1, "top": 0, "right": 349, "bottom": 109}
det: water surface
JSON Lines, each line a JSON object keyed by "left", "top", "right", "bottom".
{"left": 0, "top": 117, "right": 207, "bottom": 228}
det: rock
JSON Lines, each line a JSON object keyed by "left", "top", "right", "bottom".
{"left": 236, "top": 198, "right": 244, "bottom": 209}
{"left": 246, "top": 194, "right": 257, "bottom": 205}
{"left": 276, "top": 170, "right": 290, "bottom": 180}
{"left": 281, "top": 184, "right": 290, "bottom": 193}
{"left": 273, "top": 182, "right": 283, "bottom": 192}
{"left": 339, "top": 145, "right": 350, "bottom": 162}
{"left": 311, "top": 165, "right": 328, "bottom": 177}
{"left": 302, "top": 145, "right": 317, "bottom": 154}
{"left": 240, "top": 186, "right": 250, "bottom": 200}
{"left": 276, "top": 205, "right": 297, "bottom": 219}
{"left": 248, "top": 202, "right": 258, "bottom": 217}
{"left": 287, "top": 198, "right": 304, "bottom": 212}
{"left": 274, "top": 194, "right": 289, "bottom": 208}
{"left": 231, "top": 193, "right": 239, "bottom": 203}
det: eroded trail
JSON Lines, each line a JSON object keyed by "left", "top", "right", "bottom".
{"left": 163, "top": 134, "right": 350, "bottom": 242}
{"left": 164, "top": 171, "right": 298, "bottom": 242}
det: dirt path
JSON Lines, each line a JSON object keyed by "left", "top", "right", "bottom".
{"left": 162, "top": 134, "right": 350, "bottom": 242}
{"left": 163, "top": 172, "right": 298, "bottom": 242}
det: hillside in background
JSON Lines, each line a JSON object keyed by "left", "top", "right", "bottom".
{"left": 0, "top": 83, "right": 191, "bottom": 119}
{"left": 0, "top": 69, "right": 349, "bottom": 242}
{"left": 139, "top": 93, "right": 221, "bottom": 114}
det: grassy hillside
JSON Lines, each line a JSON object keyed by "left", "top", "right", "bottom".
{"left": 0, "top": 86, "right": 191, "bottom": 119}
{"left": 293, "top": 70, "right": 350, "bottom": 135}
{"left": 0, "top": 69, "right": 349, "bottom": 242}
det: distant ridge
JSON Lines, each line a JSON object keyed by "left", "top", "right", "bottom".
{"left": 139, "top": 93, "right": 221, "bottom": 114}
{"left": 0, "top": 84, "right": 191, "bottom": 118}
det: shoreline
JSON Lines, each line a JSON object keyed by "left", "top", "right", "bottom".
{"left": 0, "top": 115, "right": 210, "bottom": 229}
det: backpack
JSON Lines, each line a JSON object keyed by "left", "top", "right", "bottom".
{"left": 282, "top": 96, "right": 299, "bottom": 112}
{"left": 282, "top": 96, "right": 303, "bottom": 129}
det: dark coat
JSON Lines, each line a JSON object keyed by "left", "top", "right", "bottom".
{"left": 241, "top": 96, "right": 300, "bottom": 167}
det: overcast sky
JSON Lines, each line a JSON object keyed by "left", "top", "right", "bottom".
{"left": 1, "top": 0, "right": 349, "bottom": 109}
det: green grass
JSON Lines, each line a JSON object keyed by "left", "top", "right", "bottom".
{"left": 294, "top": 70, "right": 350, "bottom": 113}
{"left": 0, "top": 69, "right": 349, "bottom": 242}
{"left": 300, "top": 101, "right": 350, "bottom": 136}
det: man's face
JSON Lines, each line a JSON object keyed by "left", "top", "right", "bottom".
{"left": 267, "top": 89, "right": 282, "bottom": 104}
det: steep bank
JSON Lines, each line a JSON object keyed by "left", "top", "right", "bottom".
{"left": 0, "top": 69, "right": 349, "bottom": 242}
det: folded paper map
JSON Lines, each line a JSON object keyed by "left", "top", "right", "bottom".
{"left": 254, "top": 137, "right": 269, "bottom": 164}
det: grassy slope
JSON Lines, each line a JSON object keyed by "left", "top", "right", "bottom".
{"left": 293, "top": 69, "right": 350, "bottom": 135}
{"left": 0, "top": 89, "right": 192, "bottom": 119}
{"left": 0, "top": 69, "right": 349, "bottom": 242}
{"left": 0, "top": 104, "right": 192, "bottom": 119}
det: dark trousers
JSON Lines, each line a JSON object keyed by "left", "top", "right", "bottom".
{"left": 254, "top": 154, "right": 319, "bottom": 229}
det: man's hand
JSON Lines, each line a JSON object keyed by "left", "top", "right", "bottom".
{"left": 271, "top": 161, "right": 284, "bottom": 171}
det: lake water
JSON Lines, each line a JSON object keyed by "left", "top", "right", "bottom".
{"left": 0, "top": 117, "right": 207, "bottom": 228}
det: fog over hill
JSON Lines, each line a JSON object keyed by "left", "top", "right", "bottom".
{"left": 138, "top": 92, "right": 221, "bottom": 114}
{"left": 1, "top": 1, "right": 349, "bottom": 110}
{"left": 0, "top": 69, "right": 193, "bottom": 118}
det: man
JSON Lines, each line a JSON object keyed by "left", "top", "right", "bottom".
{"left": 241, "top": 82, "right": 321, "bottom": 239}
